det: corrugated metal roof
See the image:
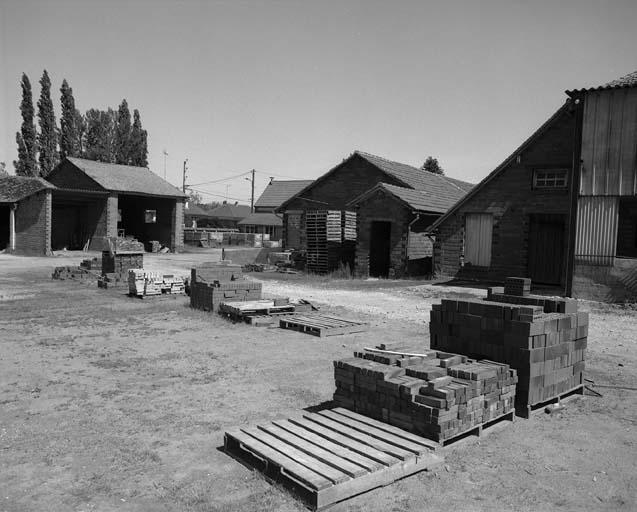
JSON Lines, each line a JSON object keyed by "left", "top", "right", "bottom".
{"left": 427, "top": 102, "right": 571, "bottom": 232}
{"left": 207, "top": 203, "right": 251, "bottom": 220}
{"left": 237, "top": 212, "right": 283, "bottom": 226}
{"left": 0, "top": 176, "right": 53, "bottom": 203}
{"left": 255, "top": 180, "right": 314, "bottom": 209}
{"left": 65, "top": 157, "right": 186, "bottom": 198}
{"left": 567, "top": 70, "right": 637, "bottom": 94}
{"left": 348, "top": 182, "right": 465, "bottom": 213}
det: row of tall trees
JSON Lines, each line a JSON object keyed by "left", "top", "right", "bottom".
{"left": 14, "top": 71, "right": 148, "bottom": 177}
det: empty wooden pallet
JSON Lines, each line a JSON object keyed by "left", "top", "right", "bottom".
{"left": 279, "top": 314, "right": 368, "bottom": 337}
{"left": 224, "top": 407, "right": 442, "bottom": 510}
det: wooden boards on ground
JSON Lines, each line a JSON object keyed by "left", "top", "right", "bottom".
{"left": 279, "top": 314, "right": 368, "bottom": 337}
{"left": 224, "top": 407, "right": 442, "bottom": 510}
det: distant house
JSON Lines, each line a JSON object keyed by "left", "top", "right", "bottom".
{"left": 238, "top": 179, "right": 313, "bottom": 240}
{"left": 46, "top": 157, "right": 186, "bottom": 252}
{"left": 428, "top": 70, "right": 637, "bottom": 301}
{"left": 184, "top": 202, "right": 213, "bottom": 228}
{"left": 0, "top": 175, "right": 54, "bottom": 255}
{"left": 206, "top": 202, "right": 251, "bottom": 229}
{"left": 277, "top": 150, "right": 472, "bottom": 276}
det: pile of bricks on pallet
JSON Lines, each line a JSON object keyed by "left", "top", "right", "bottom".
{"left": 80, "top": 257, "right": 102, "bottom": 271}
{"left": 128, "top": 270, "right": 185, "bottom": 297}
{"left": 429, "top": 277, "right": 587, "bottom": 408}
{"left": 333, "top": 350, "right": 517, "bottom": 443}
{"left": 98, "top": 251, "right": 145, "bottom": 289}
{"left": 52, "top": 266, "right": 97, "bottom": 280}
{"left": 189, "top": 262, "right": 262, "bottom": 312}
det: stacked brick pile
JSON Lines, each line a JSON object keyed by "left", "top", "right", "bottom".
{"left": 333, "top": 350, "right": 517, "bottom": 443}
{"left": 128, "top": 270, "right": 185, "bottom": 297}
{"left": 80, "top": 257, "right": 101, "bottom": 271}
{"left": 98, "top": 251, "right": 145, "bottom": 289}
{"left": 429, "top": 277, "right": 587, "bottom": 408}
{"left": 52, "top": 266, "right": 96, "bottom": 280}
{"left": 189, "top": 262, "right": 262, "bottom": 312}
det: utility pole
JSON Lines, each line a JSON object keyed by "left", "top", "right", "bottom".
{"left": 250, "top": 169, "right": 255, "bottom": 213}
{"left": 182, "top": 159, "right": 188, "bottom": 193}
{"left": 163, "top": 149, "right": 168, "bottom": 180}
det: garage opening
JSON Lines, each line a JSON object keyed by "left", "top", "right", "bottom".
{"left": 528, "top": 213, "right": 565, "bottom": 285}
{"left": 369, "top": 221, "right": 391, "bottom": 277}
{"left": 118, "top": 194, "right": 173, "bottom": 247}
{"left": 52, "top": 193, "right": 106, "bottom": 250}
{"left": 0, "top": 205, "right": 9, "bottom": 250}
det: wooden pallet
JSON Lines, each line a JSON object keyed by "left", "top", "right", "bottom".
{"left": 437, "top": 409, "right": 515, "bottom": 447}
{"left": 224, "top": 407, "right": 442, "bottom": 510}
{"left": 516, "top": 384, "right": 585, "bottom": 418}
{"left": 219, "top": 300, "right": 295, "bottom": 320}
{"left": 279, "top": 314, "right": 368, "bottom": 337}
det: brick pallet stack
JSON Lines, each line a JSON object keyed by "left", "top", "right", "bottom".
{"left": 333, "top": 350, "right": 517, "bottom": 443}
{"left": 305, "top": 210, "right": 356, "bottom": 274}
{"left": 128, "top": 270, "right": 185, "bottom": 297}
{"left": 429, "top": 277, "right": 587, "bottom": 409}
{"left": 98, "top": 251, "right": 144, "bottom": 289}
{"left": 189, "top": 262, "right": 262, "bottom": 312}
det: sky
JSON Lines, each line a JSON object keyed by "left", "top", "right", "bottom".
{"left": 1, "top": 0, "right": 636, "bottom": 204}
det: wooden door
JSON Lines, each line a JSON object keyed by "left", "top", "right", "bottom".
{"left": 369, "top": 221, "right": 391, "bottom": 277}
{"left": 528, "top": 214, "right": 565, "bottom": 285}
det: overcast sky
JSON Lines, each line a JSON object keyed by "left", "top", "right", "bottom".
{"left": 1, "top": 0, "right": 636, "bottom": 203}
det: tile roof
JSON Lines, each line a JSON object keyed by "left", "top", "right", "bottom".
{"left": 348, "top": 182, "right": 465, "bottom": 213}
{"left": 567, "top": 70, "right": 637, "bottom": 94}
{"left": 184, "top": 203, "right": 212, "bottom": 217}
{"left": 428, "top": 102, "right": 570, "bottom": 232}
{"left": 0, "top": 175, "right": 53, "bottom": 203}
{"left": 207, "top": 203, "right": 252, "bottom": 220}
{"left": 65, "top": 157, "right": 186, "bottom": 198}
{"left": 237, "top": 212, "right": 283, "bottom": 226}
{"left": 255, "top": 180, "right": 314, "bottom": 209}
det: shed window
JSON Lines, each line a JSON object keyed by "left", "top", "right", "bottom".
{"left": 465, "top": 213, "right": 493, "bottom": 266}
{"left": 144, "top": 210, "right": 157, "bottom": 223}
{"left": 533, "top": 169, "right": 568, "bottom": 189}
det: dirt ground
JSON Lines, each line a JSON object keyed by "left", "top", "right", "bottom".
{"left": 1, "top": 250, "right": 636, "bottom": 512}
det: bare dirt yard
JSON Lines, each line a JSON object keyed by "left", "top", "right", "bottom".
{"left": 1, "top": 250, "right": 636, "bottom": 512}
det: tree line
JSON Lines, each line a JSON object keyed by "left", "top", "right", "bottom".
{"left": 14, "top": 70, "right": 148, "bottom": 177}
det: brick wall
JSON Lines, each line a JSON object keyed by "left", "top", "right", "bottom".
{"left": 106, "top": 194, "right": 118, "bottom": 237}
{"left": 14, "top": 190, "right": 51, "bottom": 255}
{"left": 433, "top": 106, "right": 576, "bottom": 285}
{"left": 172, "top": 200, "right": 185, "bottom": 252}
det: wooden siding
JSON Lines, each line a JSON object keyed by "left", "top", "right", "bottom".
{"left": 580, "top": 88, "right": 637, "bottom": 196}
{"left": 574, "top": 196, "right": 619, "bottom": 265}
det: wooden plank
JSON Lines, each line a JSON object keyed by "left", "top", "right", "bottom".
{"left": 225, "top": 430, "right": 331, "bottom": 490}
{"left": 317, "top": 411, "right": 430, "bottom": 455}
{"left": 258, "top": 424, "right": 368, "bottom": 478}
{"left": 331, "top": 408, "right": 438, "bottom": 451}
{"left": 301, "top": 413, "right": 413, "bottom": 461}
{"left": 242, "top": 427, "right": 351, "bottom": 484}
{"left": 287, "top": 417, "right": 399, "bottom": 466}
{"left": 271, "top": 419, "right": 384, "bottom": 473}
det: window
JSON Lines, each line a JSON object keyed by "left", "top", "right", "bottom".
{"left": 144, "top": 210, "right": 157, "bottom": 223}
{"left": 533, "top": 169, "right": 568, "bottom": 189}
{"left": 465, "top": 213, "right": 493, "bottom": 266}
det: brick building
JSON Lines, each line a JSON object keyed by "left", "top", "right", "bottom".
{"left": 428, "top": 70, "right": 637, "bottom": 302}
{"left": 0, "top": 176, "right": 53, "bottom": 255}
{"left": 46, "top": 157, "right": 186, "bottom": 252}
{"left": 277, "top": 151, "right": 472, "bottom": 253}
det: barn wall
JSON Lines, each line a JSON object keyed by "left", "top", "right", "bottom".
{"left": 433, "top": 106, "right": 576, "bottom": 285}
{"left": 14, "top": 190, "right": 51, "bottom": 255}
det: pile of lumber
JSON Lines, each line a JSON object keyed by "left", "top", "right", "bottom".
{"left": 333, "top": 350, "right": 517, "bottom": 443}
{"left": 429, "top": 277, "right": 586, "bottom": 410}
{"left": 128, "top": 270, "right": 185, "bottom": 297}
{"left": 190, "top": 262, "right": 262, "bottom": 312}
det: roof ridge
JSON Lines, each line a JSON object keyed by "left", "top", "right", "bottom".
{"left": 355, "top": 150, "right": 421, "bottom": 171}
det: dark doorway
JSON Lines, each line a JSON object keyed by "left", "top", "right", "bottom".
{"left": 369, "top": 221, "right": 391, "bottom": 277}
{"left": 0, "top": 205, "right": 9, "bottom": 250}
{"left": 528, "top": 214, "right": 565, "bottom": 285}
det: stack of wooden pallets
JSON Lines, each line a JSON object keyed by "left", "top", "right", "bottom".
{"left": 333, "top": 350, "right": 517, "bottom": 445}
{"left": 306, "top": 210, "right": 356, "bottom": 274}
{"left": 429, "top": 277, "right": 586, "bottom": 415}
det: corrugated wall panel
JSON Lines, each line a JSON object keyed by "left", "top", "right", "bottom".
{"left": 574, "top": 196, "right": 619, "bottom": 265}
{"left": 580, "top": 89, "right": 637, "bottom": 196}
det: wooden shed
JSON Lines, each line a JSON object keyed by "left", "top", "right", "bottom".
{"left": 428, "top": 70, "right": 637, "bottom": 302}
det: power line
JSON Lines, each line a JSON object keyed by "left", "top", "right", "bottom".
{"left": 189, "top": 170, "right": 253, "bottom": 187}
{"left": 189, "top": 187, "right": 251, "bottom": 203}
{"left": 254, "top": 169, "right": 308, "bottom": 180}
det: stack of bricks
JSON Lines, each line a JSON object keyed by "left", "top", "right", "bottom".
{"left": 333, "top": 350, "right": 517, "bottom": 443}
{"left": 98, "top": 251, "right": 144, "bottom": 289}
{"left": 429, "top": 277, "right": 587, "bottom": 409}
{"left": 128, "top": 270, "right": 186, "bottom": 297}
{"left": 189, "top": 262, "right": 262, "bottom": 312}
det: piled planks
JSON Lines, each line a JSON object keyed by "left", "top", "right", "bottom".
{"left": 306, "top": 210, "right": 356, "bottom": 274}
{"left": 225, "top": 408, "right": 442, "bottom": 510}
{"left": 280, "top": 314, "right": 368, "bottom": 337}
{"left": 333, "top": 350, "right": 516, "bottom": 444}
{"left": 429, "top": 278, "right": 586, "bottom": 414}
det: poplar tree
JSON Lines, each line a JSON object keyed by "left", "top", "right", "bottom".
{"left": 59, "top": 79, "right": 80, "bottom": 159}
{"left": 130, "top": 109, "right": 148, "bottom": 167}
{"left": 114, "top": 99, "right": 132, "bottom": 164}
{"left": 14, "top": 73, "right": 38, "bottom": 176}
{"left": 84, "top": 108, "right": 116, "bottom": 162}
{"left": 37, "top": 70, "right": 58, "bottom": 176}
